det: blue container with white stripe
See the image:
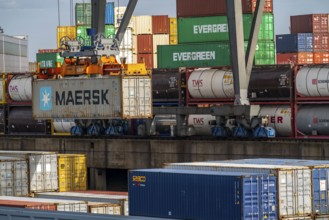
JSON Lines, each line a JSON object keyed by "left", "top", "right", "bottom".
{"left": 129, "top": 169, "right": 277, "bottom": 220}
{"left": 105, "top": 2, "right": 115, "bottom": 25}
{"left": 276, "top": 33, "right": 313, "bottom": 53}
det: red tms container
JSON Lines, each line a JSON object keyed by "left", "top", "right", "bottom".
{"left": 0, "top": 200, "right": 56, "bottom": 210}
{"left": 314, "top": 52, "right": 329, "bottom": 64}
{"left": 152, "top": 15, "right": 169, "bottom": 34}
{"left": 137, "top": 34, "right": 153, "bottom": 54}
{"left": 313, "top": 33, "right": 329, "bottom": 52}
{"left": 137, "top": 53, "right": 153, "bottom": 69}
{"left": 176, "top": 0, "right": 273, "bottom": 17}
{"left": 290, "top": 14, "right": 329, "bottom": 33}
{"left": 276, "top": 53, "right": 314, "bottom": 65}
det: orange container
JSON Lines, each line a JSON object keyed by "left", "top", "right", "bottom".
{"left": 276, "top": 52, "right": 313, "bottom": 65}
{"left": 314, "top": 52, "right": 329, "bottom": 64}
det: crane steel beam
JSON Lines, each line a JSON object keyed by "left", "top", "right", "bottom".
{"left": 245, "top": 0, "right": 265, "bottom": 78}
{"left": 226, "top": 0, "right": 249, "bottom": 106}
{"left": 91, "top": 0, "right": 106, "bottom": 38}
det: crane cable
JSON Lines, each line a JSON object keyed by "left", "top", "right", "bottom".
{"left": 57, "top": 0, "right": 61, "bottom": 27}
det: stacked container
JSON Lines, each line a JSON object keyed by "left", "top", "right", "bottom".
{"left": 152, "top": 15, "right": 170, "bottom": 68}
{"left": 277, "top": 14, "right": 329, "bottom": 65}
{"left": 157, "top": 0, "right": 275, "bottom": 69}
{"left": 169, "top": 18, "right": 178, "bottom": 45}
{"left": 57, "top": 26, "right": 76, "bottom": 48}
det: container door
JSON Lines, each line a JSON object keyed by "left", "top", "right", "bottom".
{"left": 295, "top": 169, "right": 312, "bottom": 216}
{"left": 73, "top": 156, "right": 87, "bottom": 191}
{"left": 242, "top": 176, "right": 261, "bottom": 220}
{"left": 313, "top": 168, "right": 329, "bottom": 215}
{"left": 14, "top": 160, "right": 29, "bottom": 196}
{"left": 29, "top": 154, "right": 44, "bottom": 192}
{"left": 259, "top": 176, "right": 277, "bottom": 220}
{"left": 0, "top": 161, "right": 14, "bottom": 196}
{"left": 58, "top": 156, "right": 72, "bottom": 192}
{"left": 278, "top": 170, "right": 294, "bottom": 217}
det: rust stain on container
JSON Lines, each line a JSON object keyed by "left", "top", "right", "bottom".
{"left": 137, "top": 34, "right": 153, "bottom": 54}
{"left": 291, "top": 14, "right": 329, "bottom": 34}
{"left": 152, "top": 15, "right": 169, "bottom": 34}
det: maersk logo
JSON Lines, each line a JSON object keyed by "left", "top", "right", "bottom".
{"left": 40, "top": 87, "right": 52, "bottom": 111}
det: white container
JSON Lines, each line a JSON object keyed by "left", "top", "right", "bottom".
{"left": 8, "top": 74, "right": 32, "bottom": 102}
{"left": 0, "top": 156, "right": 28, "bottom": 196}
{"left": 89, "top": 203, "right": 122, "bottom": 215}
{"left": 165, "top": 162, "right": 312, "bottom": 218}
{"left": 53, "top": 119, "right": 75, "bottom": 133}
{"left": 258, "top": 105, "right": 292, "bottom": 136}
{"left": 153, "top": 53, "right": 158, "bottom": 68}
{"left": 116, "top": 49, "right": 134, "bottom": 64}
{"left": 116, "top": 27, "right": 133, "bottom": 49}
{"left": 296, "top": 66, "right": 329, "bottom": 96}
{"left": 0, "top": 196, "right": 88, "bottom": 213}
{"left": 187, "top": 69, "right": 234, "bottom": 99}
{"left": 114, "top": 7, "right": 134, "bottom": 28}
{"left": 0, "top": 151, "right": 58, "bottom": 193}
{"left": 153, "top": 34, "right": 169, "bottom": 54}
{"left": 122, "top": 76, "right": 152, "bottom": 119}
{"left": 133, "top": 16, "right": 153, "bottom": 35}
{"left": 187, "top": 114, "right": 216, "bottom": 136}
{"left": 315, "top": 216, "right": 329, "bottom": 220}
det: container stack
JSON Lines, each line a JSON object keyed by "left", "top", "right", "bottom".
{"left": 169, "top": 18, "right": 178, "bottom": 45}
{"left": 157, "top": 0, "right": 275, "bottom": 69}
{"left": 152, "top": 15, "right": 170, "bottom": 68}
{"left": 75, "top": 3, "right": 92, "bottom": 46}
{"left": 276, "top": 14, "right": 329, "bottom": 65}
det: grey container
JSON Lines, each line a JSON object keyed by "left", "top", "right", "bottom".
{"left": 297, "top": 105, "right": 329, "bottom": 135}
{"left": 32, "top": 77, "right": 122, "bottom": 119}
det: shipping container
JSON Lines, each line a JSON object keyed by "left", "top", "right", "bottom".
{"left": 35, "top": 191, "right": 129, "bottom": 216}
{"left": 316, "top": 216, "right": 329, "bottom": 220}
{"left": 291, "top": 14, "right": 329, "bottom": 34}
{"left": 104, "top": 25, "right": 115, "bottom": 39}
{"left": 254, "top": 41, "right": 276, "bottom": 65}
{"left": 0, "top": 196, "right": 88, "bottom": 213}
{"left": 152, "top": 15, "right": 169, "bottom": 34}
{"left": 0, "top": 76, "right": 6, "bottom": 104}
{"left": 0, "top": 156, "right": 28, "bottom": 196}
{"left": 0, "top": 200, "right": 56, "bottom": 210}
{"left": 153, "top": 34, "right": 169, "bottom": 54}
{"left": 0, "top": 151, "right": 59, "bottom": 193}
{"left": 157, "top": 42, "right": 231, "bottom": 68}
{"left": 116, "top": 27, "right": 134, "bottom": 49}
{"left": 165, "top": 162, "right": 312, "bottom": 218}
{"left": 57, "top": 26, "right": 77, "bottom": 48}
{"left": 29, "top": 62, "right": 38, "bottom": 72}
{"left": 296, "top": 66, "right": 329, "bottom": 97}
{"left": 8, "top": 74, "right": 32, "bottom": 103}
{"left": 38, "top": 49, "right": 60, "bottom": 54}
{"left": 105, "top": 2, "right": 115, "bottom": 25}
{"left": 297, "top": 105, "right": 329, "bottom": 135}
{"left": 276, "top": 34, "right": 313, "bottom": 53}
{"left": 313, "top": 33, "right": 329, "bottom": 52}
{"left": 129, "top": 169, "right": 277, "bottom": 220}
{"left": 8, "top": 107, "right": 51, "bottom": 135}
{"left": 37, "top": 52, "right": 64, "bottom": 69}
{"left": 248, "top": 65, "right": 293, "bottom": 101}
{"left": 75, "top": 3, "right": 92, "bottom": 26}
{"left": 89, "top": 203, "right": 122, "bottom": 215}
{"left": 176, "top": 0, "right": 273, "bottom": 17}
{"left": 133, "top": 16, "right": 152, "bottom": 35}
{"left": 114, "top": 7, "right": 134, "bottom": 28}
{"left": 169, "top": 35, "right": 178, "bottom": 45}
{"left": 276, "top": 52, "right": 313, "bottom": 65}
{"left": 117, "top": 49, "right": 134, "bottom": 64}
{"left": 137, "top": 53, "right": 153, "bottom": 69}
{"left": 314, "top": 52, "right": 329, "bottom": 64}
{"left": 32, "top": 77, "right": 122, "bottom": 119}
{"left": 153, "top": 53, "right": 158, "bottom": 68}
{"left": 169, "top": 18, "right": 177, "bottom": 35}
{"left": 57, "top": 154, "right": 87, "bottom": 192}
{"left": 0, "top": 106, "right": 6, "bottom": 134}
{"left": 76, "top": 25, "right": 92, "bottom": 46}
{"left": 137, "top": 34, "right": 153, "bottom": 54}
{"left": 122, "top": 76, "right": 152, "bottom": 119}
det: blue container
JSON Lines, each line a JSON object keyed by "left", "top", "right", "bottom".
{"left": 276, "top": 33, "right": 313, "bottom": 53}
{"left": 105, "top": 2, "right": 115, "bottom": 25}
{"left": 129, "top": 169, "right": 277, "bottom": 220}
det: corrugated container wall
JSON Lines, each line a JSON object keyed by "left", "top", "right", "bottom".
{"left": 313, "top": 33, "right": 329, "bottom": 52}
{"left": 276, "top": 34, "right": 313, "bottom": 53}
{"left": 153, "top": 35, "right": 169, "bottom": 54}
{"left": 254, "top": 41, "right": 276, "bottom": 65}
{"left": 75, "top": 3, "right": 91, "bottom": 26}
{"left": 36, "top": 53, "right": 64, "bottom": 68}
{"left": 114, "top": 7, "right": 134, "bottom": 28}
{"left": 105, "top": 25, "right": 115, "bottom": 38}
{"left": 290, "top": 14, "right": 329, "bottom": 34}
{"left": 176, "top": 0, "right": 273, "bottom": 17}
{"left": 29, "top": 62, "right": 37, "bottom": 72}
{"left": 117, "top": 28, "right": 134, "bottom": 49}
{"left": 0, "top": 200, "right": 57, "bottom": 210}
{"left": 314, "top": 52, "right": 329, "bottom": 64}
{"left": 129, "top": 169, "right": 277, "bottom": 220}
{"left": 57, "top": 26, "right": 76, "bottom": 48}
{"left": 169, "top": 18, "right": 178, "bottom": 45}
{"left": 133, "top": 16, "right": 152, "bottom": 35}
{"left": 137, "top": 34, "right": 153, "bottom": 54}
{"left": 152, "top": 15, "right": 169, "bottom": 34}
{"left": 89, "top": 204, "right": 122, "bottom": 215}
{"left": 105, "top": 2, "right": 115, "bottom": 25}
{"left": 137, "top": 53, "right": 153, "bottom": 68}
{"left": 157, "top": 42, "right": 231, "bottom": 68}
{"left": 58, "top": 154, "right": 87, "bottom": 192}
{"left": 76, "top": 26, "right": 92, "bottom": 46}
{"left": 276, "top": 52, "right": 313, "bottom": 65}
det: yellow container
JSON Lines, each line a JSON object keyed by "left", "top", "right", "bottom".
{"left": 58, "top": 154, "right": 87, "bottom": 192}
{"left": 0, "top": 75, "right": 7, "bottom": 104}
{"left": 170, "top": 35, "right": 178, "bottom": 45}
{"left": 57, "top": 26, "right": 77, "bottom": 48}
{"left": 169, "top": 18, "right": 177, "bottom": 35}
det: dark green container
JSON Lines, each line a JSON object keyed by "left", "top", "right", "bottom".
{"left": 105, "top": 25, "right": 115, "bottom": 38}
{"left": 178, "top": 14, "right": 274, "bottom": 44}
{"left": 76, "top": 26, "right": 92, "bottom": 46}
{"left": 254, "top": 41, "right": 275, "bottom": 65}
{"left": 157, "top": 42, "right": 231, "bottom": 68}
{"left": 75, "top": 3, "right": 92, "bottom": 26}
{"left": 36, "top": 52, "right": 64, "bottom": 68}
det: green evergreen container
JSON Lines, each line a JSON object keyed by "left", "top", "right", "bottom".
{"left": 36, "top": 53, "right": 64, "bottom": 68}
{"left": 76, "top": 26, "right": 92, "bottom": 46}
{"left": 178, "top": 14, "right": 274, "bottom": 44}
{"left": 75, "top": 3, "right": 92, "bottom": 26}
{"left": 157, "top": 42, "right": 231, "bottom": 68}
{"left": 254, "top": 41, "right": 276, "bottom": 65}
{"left": 105, "top": 25, "right": 115, "bottom": 38}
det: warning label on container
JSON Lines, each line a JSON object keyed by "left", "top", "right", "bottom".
{"left": 320, "top": 180, "right": 326, "bottom": 191}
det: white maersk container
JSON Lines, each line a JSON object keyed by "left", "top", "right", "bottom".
{"left": 0, "top": 151, "right": 58, "bottom": 193}
{"left": 165, "top": 161, "right": 312, "bottom": 218}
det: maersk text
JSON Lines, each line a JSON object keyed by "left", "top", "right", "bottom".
{"left": 56, "top": 90, "right": 109, "bottom": 106}
{"left": 173, "top": 51, "right": 216, "bottom": 61}
{"left": 193, "top": 24, "right": 228, "bottom": 34}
